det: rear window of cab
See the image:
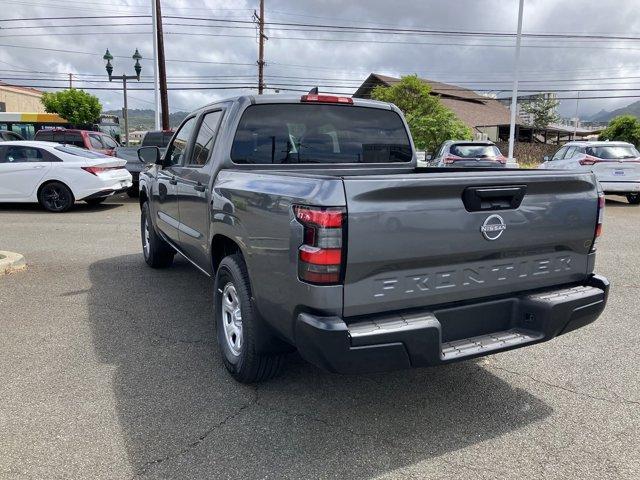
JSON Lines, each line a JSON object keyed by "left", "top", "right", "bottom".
{"left": 230, "top": 104, "right": 412, "bottom": 164}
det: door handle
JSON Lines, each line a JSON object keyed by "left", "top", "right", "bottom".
{"left": 194, "top": 183, "right": 206, "bottom": 192}
{"left": 169, "top": 177, "right": 178, "bottom": 185}
{"left": 32, "top": 165, "right": 45, "bottom": 169}
{"left": 462, "top": 185, "right": 527, "bottom": 211}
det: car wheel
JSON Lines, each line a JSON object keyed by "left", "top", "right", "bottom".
{"left": 214, "top": 253, "right": 285, "bottom": 383}
{"left": 38, "top": 182, "right": 74, "bottom": 212}
{"left": 85, "top": 197, "right": 107, "bottom": 206}
{"left": 626, "top": 193, "right": 640, "bottom": 205}
{"left": 141, "top": 201, "right": 175, "bottom": 268}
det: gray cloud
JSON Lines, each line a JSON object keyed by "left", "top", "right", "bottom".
{"left": 1, "top": 0, "right": 638, "bottom": 117}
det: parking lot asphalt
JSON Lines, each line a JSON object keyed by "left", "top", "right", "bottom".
{"left": 1, "top": 195, "right": 639, "bottom": 480}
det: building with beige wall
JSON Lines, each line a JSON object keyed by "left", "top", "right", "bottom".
{"left": 0, "top": 83, "right": 45, "bottom": 112}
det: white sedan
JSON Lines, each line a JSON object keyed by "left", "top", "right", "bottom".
{"left": 539, "top": 141, "right": 640, "bottom": 204}
{"left": 0, "top": 141, "right": 132, "bottom": 212}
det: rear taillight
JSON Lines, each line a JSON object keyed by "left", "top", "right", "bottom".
{"left": 300, "top": 94, "right": 353, "bottom": 104}
{"left": 592, "top": 191, "right": 605, "bottom": 251}
{"left": 579, "top": 155, "right": 600, "bottom": 166}
{"left": 81, "top": 166, "right": 125, "bottom": 175}
{"left": 294, "top": 205, "right": 345, "bottom": 285}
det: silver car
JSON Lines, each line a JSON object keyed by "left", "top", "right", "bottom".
{"left": 539, "top": 141, "right": 640, "bottom": 204}
{"left": 432, "top": 140, "right": 507, "bottom": 168}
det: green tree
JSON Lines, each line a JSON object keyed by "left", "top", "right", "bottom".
{"left": 521, "top": 96, "right": 560, "bottom": 129}
{"left": 41, "top": 89, "right": 102, "bottom": 125}
{"left": 599, "top": 115, "right": 640, "bottom": 146}
{"left": 371, "top": 75, "right": 471, "bottom": 152}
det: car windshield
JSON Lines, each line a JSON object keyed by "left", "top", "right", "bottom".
{"left": 450, "top": 144, "right": 501, "bottom": 158}
{"left": 143, "top": 131, "right": 173, "bottom": 147}
{"left": 231, "top": 104, "right": 412, "bottom": 164}
{"left": 54, "top": 145, "right": 109, "bottom": 158}
{"left": 585, "top": 145, "right": 640, "bottom": 159}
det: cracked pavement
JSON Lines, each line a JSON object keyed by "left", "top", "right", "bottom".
{"left": 1, "top": 196, "right": 638, "bottom": 479}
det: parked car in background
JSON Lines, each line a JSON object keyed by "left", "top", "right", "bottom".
{"left": 34, "top": 128, "right": 120, "bottom": 156}
{"left": 0, "top": 130, "right": 25, "bottom": 141}
{"left": 115, "top": 129, "right": 174, "bottom": 196}
{"left": 138, "top": 93, "right": 608, "bottom": 383}
{"left": 432, "top": 140, "right": 507, "bottom": 167}
{"left": 539, "top": 141, "right": 640, "bottom": 204}
{"left": 0, "top": 141, "right": 132, "bottom": 212}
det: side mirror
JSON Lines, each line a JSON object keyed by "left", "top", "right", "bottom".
{"left": 138, "top": 146, "right": 162, "bottom": 165}
{"left": 543, "top": 155, "right": 550, "bottom": 162}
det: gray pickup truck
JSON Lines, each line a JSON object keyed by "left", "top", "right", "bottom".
{"left": 138, "top": 94, "right": 609, "bottom": 383}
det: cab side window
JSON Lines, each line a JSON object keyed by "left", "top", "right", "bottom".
{"left": 165, "top": 117, "right": 197, "bottom": 166}
{"left": 188, "top": 111, "right": 223, "bottom": 167}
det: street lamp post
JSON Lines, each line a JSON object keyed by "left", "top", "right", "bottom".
{"left": 103, "top": 48, "right": 142, "bottom": 147}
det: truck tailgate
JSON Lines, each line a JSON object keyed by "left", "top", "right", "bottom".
{"left": 342, "top": 170, "right": 598, "bottom": 317}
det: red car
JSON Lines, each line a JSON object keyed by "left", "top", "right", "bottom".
{"left": 34, "top": 128, "right": 120, "bottom": 156}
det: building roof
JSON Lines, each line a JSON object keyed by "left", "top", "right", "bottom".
{"left": 0, "top": 82, "right": 44, "bottom": 97}
{"left": 352, "top": 73, "right": 517, "bottom": 130}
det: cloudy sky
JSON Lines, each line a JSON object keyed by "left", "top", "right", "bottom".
{"left": 2, "top": 0, "right": 639, "bottom": 118}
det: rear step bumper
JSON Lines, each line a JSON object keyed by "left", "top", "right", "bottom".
{"left": 295, "top": 275, "right": 609, "bottom": 374}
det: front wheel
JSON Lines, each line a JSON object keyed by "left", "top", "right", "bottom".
{"left": 627, "top": 193, "right": 640, "bottom": 205}
{"left": 38, "top": 182, "right": 74, "bottom": 212}
{"left": 214, "top": 254, "right": 285, "bottom": 383}
{"left": 141, "top": 201, "right": 175, "bottom": 268}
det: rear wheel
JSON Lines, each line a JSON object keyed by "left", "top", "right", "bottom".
{"left": 38, "top": 182, "right": 74, "bottom": 212}
{"left": 85, "top": 197, "right": 107, "bottom": 206}
{"left": 627, "top": 193, "right": 640, "bottom": 205}
{"left": 214, "top": 254, "right": 285, "bottom": 383}
{"left": 141, "top": 201, "right": 175, "bottom": 268}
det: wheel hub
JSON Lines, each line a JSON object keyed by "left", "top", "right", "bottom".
{"left": 221, "top": 283, "right": 243, "bottom": 356}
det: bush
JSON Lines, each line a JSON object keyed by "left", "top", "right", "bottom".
{"left": 41, "top": 89, "right": 102, "bottom": 125}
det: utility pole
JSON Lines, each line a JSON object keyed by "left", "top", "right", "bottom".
{"left": 155, "top": 0, "right": 170, "bottom": 130}
{"left": 255, "top": 0, "right": 267, "bottom": 94}
{"left": 151, "top": 0, "right": 161, "bottom": 130}
{"left": 507, "top": 0, "right": 525, "bottom": 162}
{"left": 573, "top": 91, "right": 580, "bottom": 140}
{"left": 68, "top": 73, "right": 73, "bottom": 89}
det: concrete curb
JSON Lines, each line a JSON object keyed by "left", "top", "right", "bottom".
{"left": 0, "top": 251, "right": 27, "bottom": 275}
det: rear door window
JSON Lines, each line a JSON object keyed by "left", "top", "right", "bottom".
{"left": 231, "top": 104, "right": 412, "bottom": 164}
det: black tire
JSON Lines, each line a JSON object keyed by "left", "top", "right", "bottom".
{"left": 127, "top": 185, "right": 139, "bottom": 198}
{"left": 38, "top": 181, "right": 74, "bottom": 212}
{"left": 627, "top": 193, "right": 640, "bottom": 205}
{"left": 214, "top": 254, "right": 285, "bottom": 383}
{"left": 141, "top": 201, "right": 175, "bottom": 268}
{"left": 85, "top": 197, "right": 107, "bottom": 206}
